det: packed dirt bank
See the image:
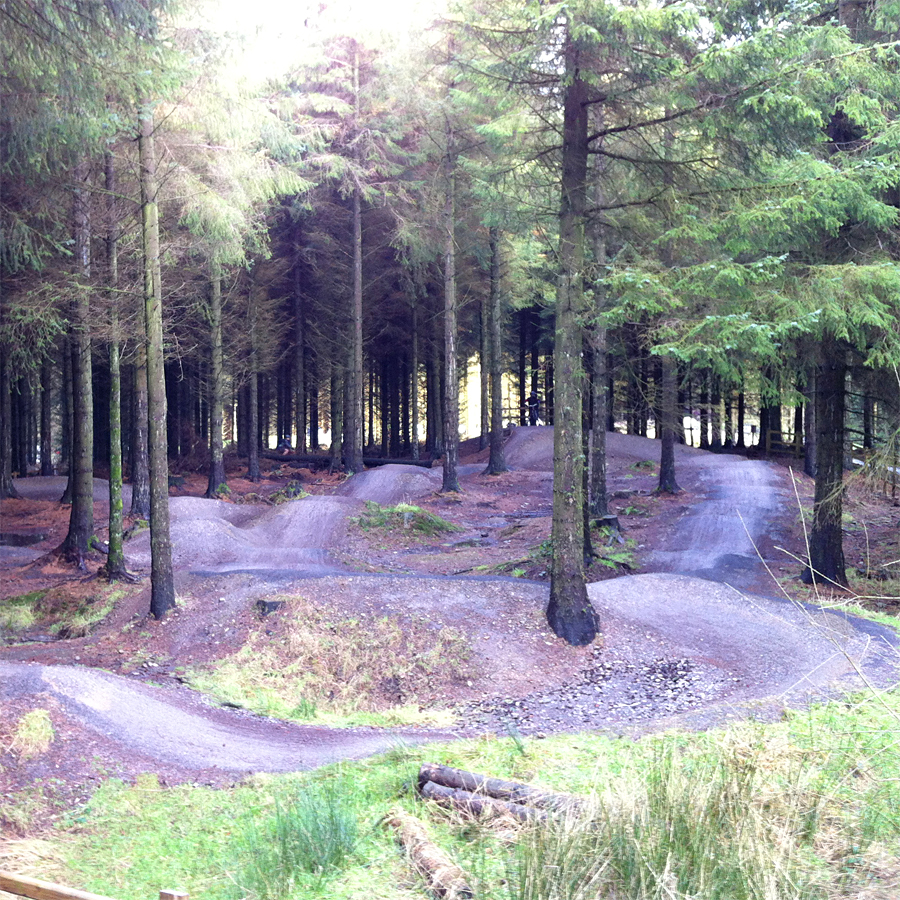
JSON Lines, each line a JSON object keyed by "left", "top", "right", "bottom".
{"left": 1, "top": 428, "right": 898, "bottom": 826}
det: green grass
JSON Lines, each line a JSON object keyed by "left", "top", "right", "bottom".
{"left": 10, "top": 709, "right": 54, "bottom": 758}
{"left": 48, "top": 591, "right": 121, "bottom": 638}
{"left": 49, "top": 682, "right": 900, "bottom": 900}
{"left": 0, "top": 586, "right": 126, "bottom": 638}
{"left": 0, "top": 589, "right": 46, "bottom": 631}
{"left": 185, "top": 595, "right": 473, "bottom": 727}
{"left": 351, "top": 501, "right": 461, "bottom": 537}
{"left": 269, "top": 480, "right": 307, "bottom": 503}
{"left": 228, "top": 779, "right": 359, "bottom": 898}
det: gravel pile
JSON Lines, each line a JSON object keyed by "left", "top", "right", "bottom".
{"left": 460, "top": 647, "right": 737, "bottom": 735}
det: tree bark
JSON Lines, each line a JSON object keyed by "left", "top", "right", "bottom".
{"left": 247, "top": 280, "right": 261, "bottom": 482}
{"left": 736, "top": 389, "right": 746, "bottom": 449}
{"left": 710, "top": 376, "right": 722, "bottom": 450}
{"left": 104, "top": 149, "right": 129, "bottom": 580}
{"left": 657, "top": 354, "right": 681, "bottom": 494}
{"left": 293, "top": 254, "right": 307, "bottom": 453}
{"left": 39, "top": 359, "right": 53, "bottom": 475}
{"left": 479, "top": 279, "right": 490, "bottom": 451}
{"left": 129, "top": 351, "right": 151, "bottom": 518}
{"left": 484, "top": 226, "right": 508, "bottom": 475}
{"left": 419, "top": 781, "right": 547, "bottom": 823}
{"left": 588, "top": 174, "right": 609, "bottom": 519}
{"left": 441, "top": 114, "right": 460, "bottom": 493}
{"left": 61, "top": 158, "right": 94, "bottom": 564}
{"left": 384, "top": 809, "right": 473, "bottom": 900}
{"left": 804, "top": 370, "right": 817, "bottom": 478}
{"left": 347, "top": 47, "right": 365, "bottom": 474}
{"left": 698, "top": 373, "right": 710, "bottom": 449}
{"left": 139, "top": 105, "right": 176, "bottom": 618}
{"left": 518, "top": 308, "right": 528, "bottom": 426}
{"left": 0, "top": 348, "right": 18, "bottom": 498}
{"left": 418, "top": 763, "right": 582, "bottom": 811}
{"left": 803, "top": 335, "right": 847, "bottom": 586}
{"left": 411, "top": 302, "right": 420, "bottom": 460}
{"left": 329, "top": 359, "right": 343, "bottom": 473}
{"left": 308, "top": 348, "right": 318, "bottom": 451}
{"left": 205, "top": 263, "right": 227, "bottom": 497}
{"left": 546, "top": 30, "right": 596, "bottom": 647}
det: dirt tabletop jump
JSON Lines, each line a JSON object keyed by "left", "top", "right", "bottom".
{"left": 1, "top": 428, "right": 897, "bottom": 788}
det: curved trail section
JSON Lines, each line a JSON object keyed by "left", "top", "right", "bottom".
{"left": 0, "top": 661, "right": 453, "bottom": 773}
{"left": 2, "top": 430, "right": 898, "bottom": 775}
{"left": 641, "top": 445, "right": 786, "bottom": 592}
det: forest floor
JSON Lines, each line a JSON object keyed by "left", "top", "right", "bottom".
{"left": 1, "top": 427, "right": 899, "bottom": 832}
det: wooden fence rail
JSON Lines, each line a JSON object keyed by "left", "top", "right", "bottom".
{"left": 0, "top": 872, "right": 187, "bottom": 900}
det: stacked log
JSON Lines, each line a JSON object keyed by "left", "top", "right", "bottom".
{"left": 417, "top": 763, "right": 583, "bottom": 819}
{"left": 386, "top": 764, "right": 584, "bottom": 898}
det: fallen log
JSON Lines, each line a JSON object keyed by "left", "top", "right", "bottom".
{"left": 261, "top": 451, "right": 433, "bottom": 469}
{"left": 384, "top": 808, "right": 474, "bottom": 899}
{"left": 420, "top": 780, "right": 547, "bottom": 823}
{"left": 418, "top": 763, "right": 583, "bottom": 812}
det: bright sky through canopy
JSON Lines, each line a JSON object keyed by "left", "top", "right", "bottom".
{"left": 197, "top": 0, "right": 445, "bottom": 82}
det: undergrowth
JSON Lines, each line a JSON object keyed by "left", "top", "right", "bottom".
{"left": 0, "top": 590, "right": 46, "bottom": 632}
{"left": 351, "top": 501, "right": 461, "bottom": 537}
{"left": 9, "top": 709, "right": 54, "bottom": 759}
{"left": 186, "top": 596, "right": 474, "bottom": 726}
{"left": 228, "top": 779, "right": 358, "bottom": 898}
{"left": 52, "top": 686, "right": 900, "bottom": 900}
{"left": 0, "top": 587, "right": 123, "bottom": 638}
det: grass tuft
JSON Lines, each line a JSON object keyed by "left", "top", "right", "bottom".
{"left": 352, "top": 501, "right": 461, "bottom": 537}
{"left": 10, "top": 709, "right": 54, "bottom": 759}
{"left": 0, "top": 590, "right": 46, "bottom": 632}
{"left": 227, "top": 779, "right": 358, "bottom": 898}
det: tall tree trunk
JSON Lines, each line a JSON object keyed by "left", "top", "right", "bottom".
{"left": 803, "top": 335, "right": 847, "bottom": 586}
{"left": 657, "top": 354, "right": 681, "bottom": 494}
{"left": 736, "top": 389, "right": 746, "bottom": 449}
{"left": 139, "top": 106, "right": 176, "bottom": 618}
{"left": 129, "top": 351, "right": 151, "bottom": 518}
{"left": 61, "top": 158, "right": 94, "bottom": 564}
{"left": 518, "top": 309, "right": 528, "bottom": 426}
{"left": 698, "top": 374, "right": 710, "bottom": 449}
{"left": 104, "top": 149, "right": 129, "bottom": 580}
{"left": 308, "top": 349, "right": 319, "bottom": 451}
{"left": 411, "top": 303, "right": 420, "bottom": 460}
{"left": 205, "top": 263, "right": 226, "bottom": 497}
{"left": 485, "top": 226, "right": 508, "bottom": 475}
{"left": 804, "top": 372, "right": 817, "bottom": 478}
{"left": 479, "top": 282, "right": 490, "bottom": 451}
{"left": 60, "top": 340, "right": 73, "bottom": 480}
{"left": 529, "top": 311, "right": 540, "bottom": 426}
{"left": 247, "top": 280, "right": 261, "bottom": 481}
{"left": 588, "top": 323, "right": 609, "bottom": 519}
{"left": 546, "top": 33, "right": 595, "bottom": 647}
{"left": 723, "top": 389, "right": 734, "bottom": 448}
{"left": 588, "top": 174, "right": 609, "bottom": 519}
{"left": 293, "top": 257, "right": 307, "bottom": 453}
{"left": 441, "top": 121, "right": 460, "bottom": 493}
{"left": 401, "top": 356, "right": 411, "bottom": 453}
{"left": 330, "top": 358, "right": 343, "bottom": 472}
{"left": 40, "top": 358, "right": 53, "bottom": 475}
{"left": 346, "top": 177, "right": 364, "bottom": 474}
{"left": 347, "top": 48, "right": 365, "bottom": 474}
{"left": 389, "top": 356, "right": 401, "bottom": 457}
{"left": 710, "top": 377, "right": 722, "bottom": 450}
{"left": 0, "top": 348, "right": 18, "bottom": 498}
